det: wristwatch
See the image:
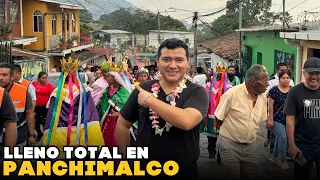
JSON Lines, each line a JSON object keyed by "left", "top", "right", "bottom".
{"left": 29, "top": 133, "right": 36, "bottom": 138}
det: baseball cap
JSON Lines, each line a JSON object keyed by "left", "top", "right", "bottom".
{"left": 303, "top": 57, "right": 320, "bottom": 73}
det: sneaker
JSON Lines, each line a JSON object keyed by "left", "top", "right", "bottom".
{"left": 280, "top": 162, "right": 290, "bottom": 170}
{"left": 270, "top": 156, "right": 281, "bottom": 166}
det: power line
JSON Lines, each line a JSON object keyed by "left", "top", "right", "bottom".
{"left": 199, "top": 0, "right": 241, "bottom": 17}
{"left": 288, "top": 0, "right": 310, "bottom": 12}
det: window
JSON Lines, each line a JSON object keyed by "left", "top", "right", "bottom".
{"left": 117, "top": 38, "right": 121, "bottom": 45}
{"left": 0, "top": 1, "right": 5, "bottom": 24}
{"left": 257, "top": 52, "right": 262, "bottom": 65}
{"left": 52, "top": 15, "right": 56, "bottom": 35}
{"left": 66, "top": 13, "right": 69, "bottom": 31}
{"left": 72, "top": 14, "right": 75, "bottom": 32}
{"left": 33, "top": 11, "right": 43, "bottom": 32}
{"left": 9, "top": 0, "right": 18, "bottom": 24}
{"left": 185, "top": 38, "right": 189, "bottom": 44}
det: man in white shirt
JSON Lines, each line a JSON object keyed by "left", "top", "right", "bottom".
{"left": 12, "top": 64, "right": 37, "bottom": 108}
{"left": 266, "top": 62, "right": 294, "bottom": 93}
{"left": 192, "top": 67, "right": 207, "bottom": 87}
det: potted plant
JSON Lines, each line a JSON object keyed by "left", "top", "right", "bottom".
{"left": 67, "top": 38, "right": 74, "bottom": 49}
{"left": 59, "top": 37, "right": 67, "bottom": 50}
{"left": 2, "top": 23, "right": 14, "bottom": 40}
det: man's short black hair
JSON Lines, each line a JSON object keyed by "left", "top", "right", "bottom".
{"left": 276, "top": 62, "right": 287, "bottom": 70}
{"left": 12, "top": 64, "right": 22, "bottom": 73}
{"left": 196, "top": 67, "right": 203, "bottom": 74}
{"left": 0, "top": 63, "right": 14, "bottom": 76}
{"left": 157, "top": 38, "right": 189, "bottom": 59}
{"left": 228, "top": 65, "right": 235, "bottom": 70}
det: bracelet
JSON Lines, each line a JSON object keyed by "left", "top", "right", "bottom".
{"left": 143, "top": 95, "right": 152, "bottom": 105}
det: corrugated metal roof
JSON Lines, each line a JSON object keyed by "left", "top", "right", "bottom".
{"left": 99, "top": 29, "right": 132, "bottom": 34}
{"left": 12, "top": 48, "right": 47, "bottom": 58}
{"left": 38, "top": 0, "right": 81, "bottom": 8}
{"left": 149, "top": 30, "right": 193, "bottom": 34}
{"left": 236, "top": 23, "right": 300, "bottom": 32}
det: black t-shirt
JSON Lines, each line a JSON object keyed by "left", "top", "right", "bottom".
{"left": 120, "top": 79, "right": 208, "bottom": 177}
{"left": 283, "top": 83, "right": 320, "bottom": 144}
{"left": 0, "top": 90, "right": 18, "bottom": 134}
{"left": 268, "top": 86, "right": 289, "bottom": 125}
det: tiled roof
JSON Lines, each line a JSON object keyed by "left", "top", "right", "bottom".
{"left": 203, "top": 33, "right": 240, "bottom": 60}
{"left": 85, "top": 46, "right": 116, "bottom": 56}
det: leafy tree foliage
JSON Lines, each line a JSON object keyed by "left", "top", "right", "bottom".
{"left": 99, "top": 8, "right": 187, "bottom": 34}
{"left": 198, "top": 0, "right": 293, "bottom": 41}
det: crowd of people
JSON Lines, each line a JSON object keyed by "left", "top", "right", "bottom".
{"left": 0, "top": 38, "right": 319, "bottom": 180}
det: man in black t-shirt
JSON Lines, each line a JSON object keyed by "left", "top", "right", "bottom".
{"left": 284, "top": 57, "right": 320, "bottom": 180}
{"left": 0, "top": 87, "right": 18, "bottom": 158}
{"left": 116, "top": 38, "right": 209, "bottom": 179}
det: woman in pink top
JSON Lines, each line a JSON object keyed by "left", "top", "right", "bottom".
{"left": 32, "top": 72, "right": 54, "bottom": 142}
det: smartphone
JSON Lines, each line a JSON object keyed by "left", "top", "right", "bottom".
{"left": 296, "top": 152, "right": 307, "bottom": 166}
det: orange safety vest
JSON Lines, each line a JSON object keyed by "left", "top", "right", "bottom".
{"left": 8, "top": 83, "right": 28, "bottom": 144}
{"left": 20, "top": 79, "right": 30, "bottom": 89}
{"left": 0, "top": 87, "right": 4, "bottom": 108}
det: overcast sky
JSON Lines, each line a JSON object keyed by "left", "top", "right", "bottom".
{"left": 127, "top": 0, "right": 319, "bottom": 24}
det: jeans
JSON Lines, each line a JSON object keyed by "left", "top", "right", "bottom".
{"left": 294, "top": 141, "right": 320, "bottom": 180}
{"left": 271, "top": 121, "right": 287, "bottom": 162}
{"left": 270, "top": 130, "right": 276, "bottom": 154}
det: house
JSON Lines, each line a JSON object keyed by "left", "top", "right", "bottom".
{"left": 236, "top": 24, "right": 300, "bottom": 79}
{"left": 0, "top": 0, "right": 37, "bottom": 47}
{"left": 93, "top": 29, "right": 133, "bottom": 49}
{"left": 203, "top": 33, "right": 240, "bottom": 70}
{"left": 148, "top": 30, "right": 194, "bottom": 48}
{"left": 22, "top": 0, "right": 97, "bottom": 71}
{"left": 280, "top": 28, "right": 320, "bottom": 83}
{"left": 0, "top": 0, "right": 49, "bottom": 77}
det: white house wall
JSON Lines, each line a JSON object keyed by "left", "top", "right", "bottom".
{"left": 109, "top": 34, "right": 132, "bottom": 48}
{"left": 148, "top": 32, "right": 194, "bottom": 48}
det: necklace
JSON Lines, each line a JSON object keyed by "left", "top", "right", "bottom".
{"left": 149, "top": 78, "right": 187, "bottom": 136}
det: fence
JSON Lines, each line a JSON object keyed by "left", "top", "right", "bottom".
{"left": 0, "top": 41, "right": 12, "bottom": 64}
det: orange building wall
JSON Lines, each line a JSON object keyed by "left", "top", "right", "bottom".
{"left": 23, "top": 0, "right": 81, "bottom": 51}
{"left": 22, "top": 0, "right": 48, "bottom": 51}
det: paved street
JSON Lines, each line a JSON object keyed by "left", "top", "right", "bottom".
{"left": 198, "top": 122, "right": 318, "bottom": 180}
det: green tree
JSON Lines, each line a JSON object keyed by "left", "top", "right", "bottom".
{"left": 79, "top": 9, "right": 94, "bottom": 22}
{"left": 226, "top": 0, "right": 272, "bottom": 25}
{"left": 99, "top": 8, "right": 186, "bottom": 34}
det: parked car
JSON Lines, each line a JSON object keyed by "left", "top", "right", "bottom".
{"left": 28, "top": 72, "right": 88, "bottom": 88}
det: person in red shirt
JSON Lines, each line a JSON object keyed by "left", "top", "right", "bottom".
{"left": 32, "top": 72, "right": 54, "bottom": 141}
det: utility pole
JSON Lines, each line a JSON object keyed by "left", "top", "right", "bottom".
{"left": 238, "top": 0, "right": 242, "bottom": 73}
{"left": 282, "top": 0, "right": 286, "bottom": 30}
{"left": 193, "top": 11, "right": 198, "bottom": 68}
{"left": 264, "top": 0, "right": 268, "bottom": 26}
{"left": 157, "top": 9, "right": 161, "bottom": 44}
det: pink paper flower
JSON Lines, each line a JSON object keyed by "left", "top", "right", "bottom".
{"left": 152, "top": 120, "right": 159, "bottom": 125}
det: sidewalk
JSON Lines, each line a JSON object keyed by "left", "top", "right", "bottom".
{"left": 197, "top": 122, "right": 317, "bottom": 180}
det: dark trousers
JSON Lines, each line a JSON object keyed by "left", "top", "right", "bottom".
{"left": 294, "top": 141, "right": 320, "bottom": 180}
{"left": 35, "top": 105, "right": 47, "bottom": 135}
{"left": 207, "top": 136, "right": 217, "bottom": 155}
